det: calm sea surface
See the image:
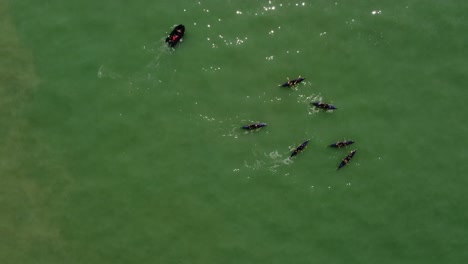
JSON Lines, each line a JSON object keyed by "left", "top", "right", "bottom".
{"left": 1, "top": 0, "right": 467, "bottom": 263}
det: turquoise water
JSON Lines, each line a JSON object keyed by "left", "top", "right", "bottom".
{"left": 2, "top": 0, "right": 468, "bottom": 263}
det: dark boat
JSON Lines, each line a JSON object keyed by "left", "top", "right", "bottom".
{"left": 337, "top": 149, "right": 357, "bottom": 170}
{"left": 330, "top": 140, "right": 354, "bottom": 148}
{"left": 279, "top": 77, "right": 305, "bottom": 87}
{"left": 290, "top": 140, "right": 310, "bottom": 158}
{"left": 166, "top": 24, "right": 185, "bottom": 47}
{"left": 242, "top": 123, "right": 267, "bottom": 130}
{"left": 312, "top": 102, "right": 337, "bottom": 110}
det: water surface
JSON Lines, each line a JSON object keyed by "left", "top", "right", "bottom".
{"left": 1, "top": 0, "right": 468, "bottom": 263}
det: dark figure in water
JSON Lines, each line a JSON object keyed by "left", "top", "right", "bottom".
{"left": 311, "top": 102, "right": 337, "bottom": 110}
{"left": 290, "top": 140, "right": 310, "bottom": 158}
{"left": 330, "top": 140, "right": 354, "bottom": 148}
{"left": 242, "top": 123, "right": 267, "bottom": 130}
{"left": 166, "top": 24, "right": 185, "bottom": 47}
{"left": 279, "top": 76, "right": 305, "bottom": 87}
{"left": 337, "top": 149, "right": 357, "bottom": 170}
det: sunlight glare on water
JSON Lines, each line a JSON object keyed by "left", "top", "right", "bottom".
{"left": 3, "top": 0, "right": 468, "bottom": 263}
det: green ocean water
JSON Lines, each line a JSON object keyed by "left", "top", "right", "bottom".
{"left": 1, "top": 0, "right": 467, "bottom": 263}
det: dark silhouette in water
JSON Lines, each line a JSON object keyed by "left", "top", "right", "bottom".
{"left": 337, "top": 149, "right": 357, "bottom": 170}
{"left": 290, "top": 140, "right": 310, "bottom": 158}
{"left": 312, "top": 102, "right": 337, "bottom": 110}
{"left": 166, "top": 24, "right": 185, "bottom": 47}
{"left": 242, "top": 123, "right": 267, "bottom": 130}
{"left": 330, "top": 140, "right": 354, "bottom": 148}
{"left": 279, "top": 76, "right": 305, "bottom": 87}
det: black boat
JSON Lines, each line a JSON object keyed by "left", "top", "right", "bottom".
{"left": 312, "top": 102, "right": 337, "bottom": 110}
{"left": 337, "top": 149, "right": 357, "bottom": 170}
{"left": 290, "top": 140, "right": 310, "bottom": 158}
{"left": 242, "top": 123, "right": 267, "bottom": 130}
{"left": 166, "top": 24, "right": 185, "bottom": 47}
{"left": 330, "top": 140, "right": 354, "bottom": 148}
{"left": 279, "top": 77, "right": 305, "bottom": 87}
